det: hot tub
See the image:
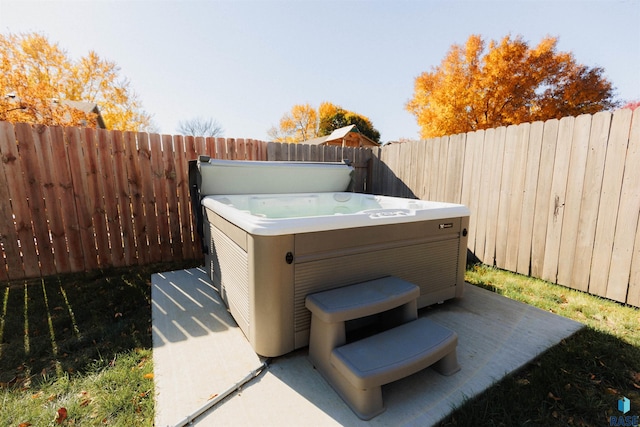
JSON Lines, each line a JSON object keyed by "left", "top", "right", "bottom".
{"left": 203, "top": 192, "right": 469, "bottom": 236}
{"left": 193, "top": 158, "right": 470, "bottom": 357}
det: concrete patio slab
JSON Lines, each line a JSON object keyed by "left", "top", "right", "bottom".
{"left": 152, "top": 267, "right": 583, "bottom": 427}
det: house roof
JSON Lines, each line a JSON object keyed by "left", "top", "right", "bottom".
{"left": 303, "top": 134, "right": 330, "bottom": 146}
{"left": 326, "top": 124, "right": 358, "bottom": 140}
{"left": 61, "top": 100, "right": 107, "bottom": 129}
{"left": 303, "top": 124, "right": 379, "bottom": 146}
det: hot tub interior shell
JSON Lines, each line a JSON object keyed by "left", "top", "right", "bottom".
{"left": 204, "top": 208, "right": 469, "bottom": 357}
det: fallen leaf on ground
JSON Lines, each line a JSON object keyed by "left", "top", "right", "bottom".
{"left": 548, "top": 392, "right": 561, "bottom": 401}
{"left": 55, "top": 407, "right": 68, "bottom": 424}
{"left": 143, "top": 373, "right": 154, "bottom": 379}
{"left": 18, "top": 423, "right": 32, "bottom": 427}
{"left": 208, "top": 393, "right": 219, "bottom": 400}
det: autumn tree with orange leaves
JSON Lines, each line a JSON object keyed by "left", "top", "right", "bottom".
{"left": 407, "top": 35, "right": 618, "bottom": 139}
{"left": 268, "top": 103, "right": 319, "bottom": 143}
{"left": 0, "top": 32, "right": 152, "bottom": 131}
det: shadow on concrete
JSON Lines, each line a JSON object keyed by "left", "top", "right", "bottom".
{"left": 152, "top": 267, "right": 235, "bottom": 347}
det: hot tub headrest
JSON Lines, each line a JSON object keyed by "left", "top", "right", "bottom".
{"left": 196, "top": 156, "right": 354, "bottom": 196}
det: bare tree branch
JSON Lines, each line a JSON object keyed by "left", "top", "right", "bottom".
{"left": 176, "top": 117, "right": 224, "bottom": 137}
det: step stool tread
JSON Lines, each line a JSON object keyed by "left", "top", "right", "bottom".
{"left": 305, "top": 276, "right": 419, "bottom": 323}
{"left": 331, "top": 317, "right": 457, "bottom": 389}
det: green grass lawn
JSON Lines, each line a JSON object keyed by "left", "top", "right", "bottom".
{"left": 1, "top": 261, "right": 638, "bottom": 426}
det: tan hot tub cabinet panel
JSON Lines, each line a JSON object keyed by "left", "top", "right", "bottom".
{"left": 248, "top": 233, "right": 295, "bottom": 356}
{"left": 204, "top": 209, "right": 469, "bottom": 357}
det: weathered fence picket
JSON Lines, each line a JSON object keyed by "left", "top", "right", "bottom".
{"left": 530, "top": 119, "right": 558, "bottom": 279}
{"left": 516, "top": 121, "right": 543, "bottom": 276}
{"left": 541, "top": 116, "right": 574, "bottom": 284}
{"left": 589, "top": 110, "right": 632, "bottom": 298}
{"left": 0, "top": 122, "right": 25, "bottom": 280}
{"left": 571, "top": 112, "right": 610, "bottom": 292}
{"left": 607, "top": 110, "right": 640, "bottom": 303}
{"left": 557, "top": 114, "right": 591, "bottom": 289}
{"left": 111, "top": 130, "right": 137, "bottom": 267}
{"left": 8, "top": 124, "right": 41, "bottom": 278}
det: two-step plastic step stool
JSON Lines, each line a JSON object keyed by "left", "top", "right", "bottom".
{"left": 305, "top": 276, "right": 460, "bottom": 420}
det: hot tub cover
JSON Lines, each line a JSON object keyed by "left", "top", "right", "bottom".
{"left": 197, "top": 157, "right": 354, "bottom": 195}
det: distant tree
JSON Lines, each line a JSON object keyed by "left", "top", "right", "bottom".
{"left": 0, "top": 32, "right": 152, "bottom": 131}
{"left": 318, "top": 102, "right": 381, "bottom": 142}
{"left": 407, "top": 35, "right": 619, "bottom": 139}
{"left": 268, "top": 103, "right": 318, "bottom": 143}
{"left": 622, "top": 100, "right": 640, "bottom": 110}
{"left": 269, "top": 101, "right": 381, "bottom": 143}
{"left": 176, "top": 117, "right": 224, "bottom": 137}
{"left": 317, "top": 101, "right": 340, "bottom": 135}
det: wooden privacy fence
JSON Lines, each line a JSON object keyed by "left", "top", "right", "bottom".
{"left": 372, "top": 108, "right": 640, "bottom": 307}
{"left": 3, "top": 110, "right": 639, "bottom": 308}
{"left": 0, "top": 121, "right": 373, "bottom": 281}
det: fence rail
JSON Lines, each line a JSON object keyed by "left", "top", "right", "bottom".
{"left": 372, "top": 108, "right": 640, "bottom": 307}
{"left": 0, "top": 122, "right": 372, "bottom": 281}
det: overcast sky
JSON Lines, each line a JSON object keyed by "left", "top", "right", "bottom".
{"left": 1, "top": 0, "right": 639, "bottom": 142}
